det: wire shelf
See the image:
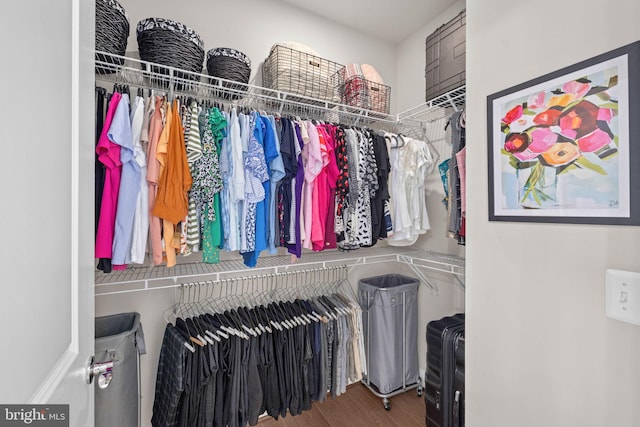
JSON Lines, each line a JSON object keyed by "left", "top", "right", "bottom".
{"left": 95, "top": 246, "right": 465, "bottom": 295}
{"left": 398, "top": 85, "right": 466, "bottom": 122}
{"left": 95, "top": 51, "right": 404, "bottom": 129}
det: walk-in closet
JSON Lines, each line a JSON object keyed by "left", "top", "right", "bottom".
{"left": 4, "top": 1, "right": 639, "bottom": 427}
{"left": 92, "top": 0, "right": 466, "bottom": 425}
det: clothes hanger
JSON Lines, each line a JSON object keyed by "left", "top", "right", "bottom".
{"left": 170, "top": 286, "right": 204, "bottom": 349}
{"left": 279, "top": 300, "right": 302, "bottom": 327}
{"left": 257, "top": 276, "right": 282, "bottom": 332}
{"left": 183, "top": 284, "right": 209, "bottom": 346}
{"left": 193, "top": 282, "right": 223, "bottom": 342}
{"left": 247, "top": 276, "right": 269, "bottom": 333}
{"left": 199, "top": 280, "right": 234, "bottom": 340}
{"left": 227, "top": 277, "right": 258, "bottom": 337}
{"left": 189, "top": 283, "right": 217, "bottom": 344}
{"left": 268, "top": 300, "right": 292, "bottom": 330}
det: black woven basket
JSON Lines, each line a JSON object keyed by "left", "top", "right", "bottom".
{"left": 206, "top": 48, "right": 251, "bottom": 100}
{"left": 95, "top": 0, "right": 129, "bottom": 74}
{"left": 136, "top": 18, "right": 204, "bottom": 86}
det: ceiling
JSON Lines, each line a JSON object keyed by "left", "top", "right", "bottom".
{"left": 274, "top": 0, "right": 459, "bottom": 43}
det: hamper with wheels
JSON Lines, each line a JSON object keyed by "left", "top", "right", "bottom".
{"left": 94, "top": 312, "right": 146, "bottom": 427}
{"left": 358, "top": 274, "right": 422, "bottom": 410}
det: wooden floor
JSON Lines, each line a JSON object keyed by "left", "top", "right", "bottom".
{"left": 257, "top": 383, "right": 425, "bottom": 427}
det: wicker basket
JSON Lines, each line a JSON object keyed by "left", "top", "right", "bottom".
{"left": 206, "top": 48, "right": 251, "bottom": 100}
{"left": 95, "top": 0, "right": 129, "bottom": 74}
{"left": 136, "top": 18, "right": 204, "bottom": 85}
{"left": 262, "top": 43, "right": 341, "bottom": 103}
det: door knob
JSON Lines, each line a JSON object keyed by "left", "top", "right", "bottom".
{"left": 87, "top": 356, "right": 114, "bottom": 389}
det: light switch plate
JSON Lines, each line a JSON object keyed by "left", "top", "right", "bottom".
{"left": 606, "top": 269, "right": 640, "bottom": 326}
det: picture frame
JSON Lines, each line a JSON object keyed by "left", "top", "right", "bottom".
{"left": 487, "top": 40, "right": 640, "bottom": 225}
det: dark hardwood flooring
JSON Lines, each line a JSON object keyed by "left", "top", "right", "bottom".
{"left": 257, "top": 383, "right": 425, "bottom": 427}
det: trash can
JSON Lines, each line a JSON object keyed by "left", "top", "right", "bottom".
{"left": 95, "top": 312, "right": 146, "bottom": 427}
{"left": 359, "top": 274, "right": 420, "bottom": 407}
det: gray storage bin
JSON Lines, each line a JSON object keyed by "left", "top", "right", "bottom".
{"left": 359, "top": 274, "right": 420, "bottom": 395}
{"left": 95, "top": 312, "right": 146, "bottom": 427}
{"left": 425, "top": 9, "right": 466, "bottom": 101}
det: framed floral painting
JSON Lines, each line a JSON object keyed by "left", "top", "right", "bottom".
{"left": 487, "top": 40, "right": 640, "bottom": 225}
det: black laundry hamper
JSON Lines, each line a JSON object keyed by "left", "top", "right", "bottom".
{"left": 206, "top": 47, "right": 252, "bottom": 100}
{"left": 359, "top": 274, "right": 422, "bottom": 410}
{"left": 95, "top": 0, "right": 129, "bottom": 74}
{"left": 94, "top": 312, "right": 146, "bottom": 427}
{"left": 136, "top": 18, "right": 205, "bottom": 88}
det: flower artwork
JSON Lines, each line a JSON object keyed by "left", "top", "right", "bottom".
{"left": 488, "top": 45, "right": 636, "bottom": 224}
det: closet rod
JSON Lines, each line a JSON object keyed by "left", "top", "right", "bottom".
{"left": 95, "top": 51, "right": 420, "bottom": 130}
{"left": 179, "top": 264, "right": 348, "bottom": 296}
{"left": 173, "top": 265, "right": 353, "bottom": 310}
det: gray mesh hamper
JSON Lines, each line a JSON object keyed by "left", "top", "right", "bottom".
{"left": 359, "top": 274, "right": 421, "bottom": 408}
{"left": 95, "top": 312, "right": 146, "bottom": 427}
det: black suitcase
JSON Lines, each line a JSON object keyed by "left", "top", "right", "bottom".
{"left": 453, "top": 335, "right": 465, "bottom": 427}
{"left": 425, "top": 313, "right": 465, "bottom": 427}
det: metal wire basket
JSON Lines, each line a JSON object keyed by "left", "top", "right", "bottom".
{"left": 95, "top": 0, "right": 129, "bottom": 74}
{"left": 136, "top": 18, "right": 204, "bottom": 87}
{"left": 335, "top": 66, "right": 391, "bottom": 114}
{"left": 206, "top": 48, "right": 251, "bottom": 100}
{"left": 262, "top": 43, "right": 342, "bottom": 103}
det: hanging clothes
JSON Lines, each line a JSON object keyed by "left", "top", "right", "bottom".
{"left": 368, "top": 131, "right": 391, "bottom": 246}
{"left": 153, "top": 99, "right": 192, "bottom": 224}
{"left": 448, "top": 110, "right": 466, "bottom": 245}
{"left": 95, "top": 87, "right": 107, "bottom": 237}
{"left": 112, "top": 93, "right": 142, "bottom": 269}
{"left": 184, "top": 101, "right": 203, "bottom": 253}
{"left": 153, "top": 99, "right": 193, "bottom": 267}
{"left": 130, "top": 95, "right": 151, "bottom": 265}
{"left": 95, "top": 91, "right": 123, "bottom": 273}
{"left": 191, "top": 107, "right": 225, "bottom": 264}
{"left": 152, "top": 284, "right": 366, "bottom": 427}
{"left": 242, "top": 113, "right": 280, "bottom": 267}
{"left": 266, "top": 115, "right": 285, "bottom": 255}
{"left": 387, "top": 134, "right": 433, "bottom": 246}
{"left": 93, "top": 87, "right": 439, "bottom": 270}
{"left": 147, "top": 96, "right": 165, "bottom": 265}
{"left": 318, "top": 125, "right": 339, "bottom": 250}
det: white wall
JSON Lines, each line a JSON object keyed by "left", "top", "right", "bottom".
{"left": 466, "top": 1, "right": 640, "bottom": 426}
{"left": 118, "top": 0, "right": 398, "bottom": 112}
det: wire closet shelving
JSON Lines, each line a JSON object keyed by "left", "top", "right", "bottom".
{"left": 94, "top": 52, "right": 466, "bottom": 296}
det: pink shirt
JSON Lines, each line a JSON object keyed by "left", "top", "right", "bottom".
{"left": 303, "top": 122, "right": 323, "bottom": 249}
{"left": 146, "top": 97, "right": 164, "bottom": 265}
{"left": 311, "top": 128, "right": 330, "bottom": 251}
{"left": 95, "top": 92, "right": 123, "bottom": 259}
{"left": 320, "top": 125, "right": 340, "bottom": 249}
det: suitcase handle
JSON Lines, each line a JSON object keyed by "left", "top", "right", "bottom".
{"left": 453, "top": 390, "right": 461, "bottom": 426}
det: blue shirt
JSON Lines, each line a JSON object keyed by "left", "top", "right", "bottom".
{"left": 267, "top": 115, "right": 285, "bottom": 254}
{"left": 242, "top": 112, "right": 279, "bottom": 267}
{"left": 111, "top": 94, "right": 141, "bottom": 266}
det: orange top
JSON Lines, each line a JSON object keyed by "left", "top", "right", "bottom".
{"left": 152, "top": 100, "right": 192, "bottom": 224}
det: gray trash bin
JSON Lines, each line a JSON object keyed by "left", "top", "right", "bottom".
{"left": 95, "top": 312, "right": 146, "bottom": 427}
{"left": 359, "top": 274, "right": 420, "bottom": 399}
